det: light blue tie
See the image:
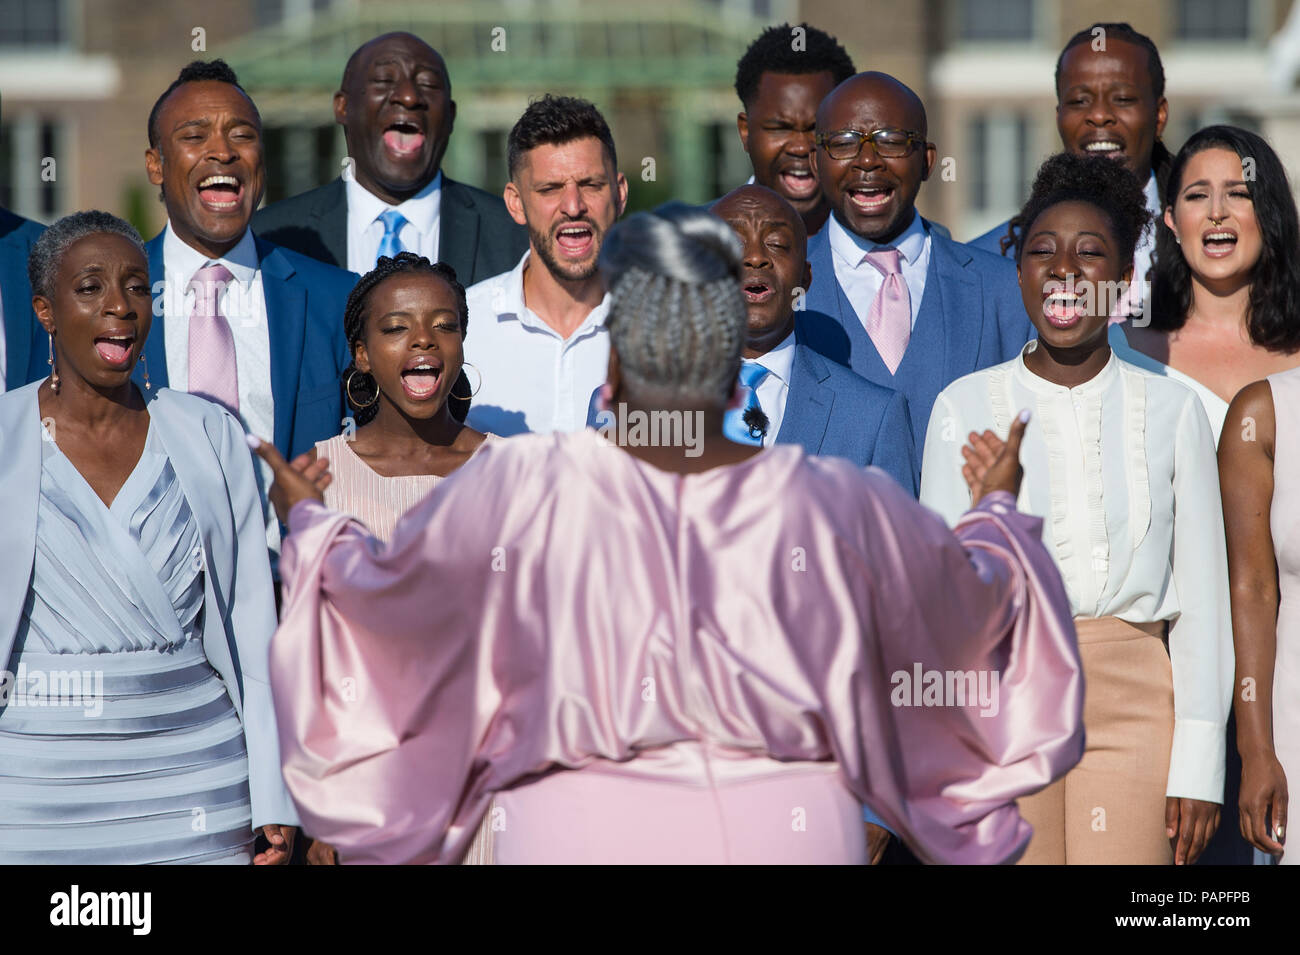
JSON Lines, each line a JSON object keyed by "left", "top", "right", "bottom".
{"left": 376, "top": 209, "right": 408, "bottom": 263}
{"left": 723, "top": 361, "right": 769, "bottom": 446}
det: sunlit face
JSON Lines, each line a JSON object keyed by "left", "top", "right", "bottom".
{"left": 505, "top": 137, "right": 628, "bottom": 283}
{"left": 34, "top": 233, "right": 153, "bottom": 391}
{"left": 146, "top": 80, "right": 265, "bottom": 255}
{"left": 335, "top": 33, "right": 455, "bottom": 202}
{"left": 354, "top": 272, "right": 465, "bottom": 419}
{"left": 1056, "top": 37, "right": 1168, "bottom": 181}
{"left": 1017, "top": 200, "right": 1129, "bottom": 353}
{"left": 1165, "top": 147, "right": 1263, "bottom": 286}
{"left": 815, "top": 76, "right": 936, "bottom": 244}
{"left": 713, "top": 185, "right": 810, "bottom": 351}
{"left": 739, "top": 71, "right": 838, "bottom": 217}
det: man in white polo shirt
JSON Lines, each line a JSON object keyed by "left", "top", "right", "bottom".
{"left": 464, "top": 95, "right": 627, "bottom": 436}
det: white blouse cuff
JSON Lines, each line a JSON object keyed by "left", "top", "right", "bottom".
{"left": 1165, "top": 717, "right": 1226, "bottom": 804}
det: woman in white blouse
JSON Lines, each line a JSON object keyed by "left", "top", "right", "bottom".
{"left": 922, "top": 153, "right": 1231, "bottom": 864}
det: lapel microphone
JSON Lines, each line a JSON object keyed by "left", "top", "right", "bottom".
{"left": 743, "top": 406, "right": 769, "bottom": 441}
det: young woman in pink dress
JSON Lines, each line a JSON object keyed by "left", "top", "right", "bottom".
{"left": 301, "top": 253, "right": 492, "bottom": 864}
{"left": 255, "top": 205, "right": 1087, "bottom": 865}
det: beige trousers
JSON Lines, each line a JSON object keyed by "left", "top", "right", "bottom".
{"left": 1017, "top": 617, "right": 1176, "bottom": 865}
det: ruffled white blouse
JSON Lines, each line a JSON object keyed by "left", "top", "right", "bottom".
{"left": 919, "top": 342, "right": 1233, "bottom": 804}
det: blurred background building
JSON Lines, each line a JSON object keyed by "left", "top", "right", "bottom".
{"left": 2, "top": 0, "right": 1299, "bottom": 241}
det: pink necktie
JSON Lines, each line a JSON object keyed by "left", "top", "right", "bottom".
{"left": 188, "top": 263, "right": 239, "bottom": 413}
{"left": 863, "top": 248, "right": 911, "bottom": 374}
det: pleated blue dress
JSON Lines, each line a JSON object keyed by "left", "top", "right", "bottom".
{"left": 0, "top": 421, "right": 254, "bottom": 863}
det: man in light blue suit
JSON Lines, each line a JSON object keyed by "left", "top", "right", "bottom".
{"left": 797, "top": 73, "right": 1033, "bottom": 453}
{"left": 711, "top": 185, "right": 916, "bottom": 494}
{"left": 137, "top": 60, "right": 356, "bottom": 463}
{"left": 1, "top": 206, "right": 46, "bottom": 391}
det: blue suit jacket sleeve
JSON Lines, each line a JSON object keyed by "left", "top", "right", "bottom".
{"left": 868, "top": 389, "right": 918, "bottom": 496}
{"left": 967, "top": 218, "right": 1017, "bottom": 258}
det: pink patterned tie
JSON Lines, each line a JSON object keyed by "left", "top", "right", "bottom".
{"left": 863, "top": 248, "right": 911, "bottom": 374}
{"left": 188, "top": 263, "right": 239, "bottom": 413}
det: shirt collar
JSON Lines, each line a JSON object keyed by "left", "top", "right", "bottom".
{"left": 495, "top": 250, "right": 612, "bottom": 333}
{"left": 751, "top": 330, "right": 795, "bottom": 385}
{"left": 347, "top": 169, "right": 443, "bottom": 238}
{"left": 1013, "top": 339, "right": 1119, "bottom": 397}
{"left": 163, "top": 223, "right": 259, "bottom": 285}
{"left": 828, "top": 209, "right": 927, "bottom": 270}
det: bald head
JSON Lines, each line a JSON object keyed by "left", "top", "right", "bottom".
{"left": 712, "top": 184, "right": 811, "bottom": 354}
{"left": 814, "top": 71, "right": 936, "bottom": 244}
{"left": 334, "top": 31, "right": 456, "bottom": 204}
{"left": 817, "top": 71, "right": 927, "bottom": 138}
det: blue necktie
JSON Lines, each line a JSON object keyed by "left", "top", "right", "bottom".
{"left": 376, "top": 209, "right": 408, "bottom": 263}
{"left": 723, "top": 361, "right": 769, "bottom": 446}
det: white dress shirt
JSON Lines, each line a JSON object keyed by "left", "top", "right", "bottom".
{"left": 161, "top": 225, "right": 279, "bottom": 560}
{"left": 828, "top": 210, "right": 931, "bottom": 333}
{"left": 750, "top": 331, "right": 795, "bottom": 447}
{"left": 464, "top": 251, "right": 611, "bottom": 436}
{"left": 920, "top": 343, "right": 1233, "bottom": 803}
{"left": 1134, "top": 170, "right": 1161, "bottom": 292}
{"left": 346, "top": 171, "right": 442, "bottom": 274}
{"left": 1108, "top": 323, "right": 1229, "bottom": 445}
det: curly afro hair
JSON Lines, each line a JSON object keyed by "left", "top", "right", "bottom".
{"left": 1013, "top": 152, "right": 1152, "bottom": 272}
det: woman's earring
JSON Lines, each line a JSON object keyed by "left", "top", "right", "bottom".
{"left": 47, "top": 333, "right": 60, "bottom": 394}
{"left": 140, "top": 352, "right": 151, "bottom": 391}
{"left": 345, "top": 369, "right": 379, "bottom": 409}
{"left": 450, "top": 361, "right": 483, "bottom": 401}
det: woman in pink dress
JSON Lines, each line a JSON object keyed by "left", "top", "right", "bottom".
{"left": 302, "top": 253, "right": 492, "bottom": 864}
{"left": 255, "top": 205, "right": 1086, "bottom": 865}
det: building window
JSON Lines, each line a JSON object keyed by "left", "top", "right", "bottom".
{"left": 479, "top": 128, "right": 508, "bottom": 197}
{"left": 968, "top": 113, "right": 1031, "bottom": 216}
{"left": 263, "top": 125, "right": 341, "bottom": 203}
{"left": 255, "top": 0, "right": 335, "bottom": 29}
{"left": 0, "top": 0, "right": 66, "bottom": 47}
{"left": 0, "top": 117, "right": 62, "bottom": 220}
{"left": 957, "top": 0, "right": 1035, "bottom": 42}
{"left": 1174, "top": 0, "right": 1252, "bottom": 41}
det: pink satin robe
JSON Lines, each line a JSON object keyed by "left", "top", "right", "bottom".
{"left": 271, "top": 429, "right": 1084, "bottom": 864}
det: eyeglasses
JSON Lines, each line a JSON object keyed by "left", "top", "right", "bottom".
{"left": 815, "top": 128, "right": 927, "bottom": 160}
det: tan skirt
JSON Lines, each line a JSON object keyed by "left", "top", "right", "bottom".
{"left": 1016, "top": 616, "right": 1175, "bottom": 865}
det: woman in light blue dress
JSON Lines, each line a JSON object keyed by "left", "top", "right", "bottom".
{"left": 0, "top": 211, "right": 297, "bottom": 863}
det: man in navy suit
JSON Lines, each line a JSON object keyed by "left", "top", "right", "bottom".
{"left": 799, "top": 72, "right": 1033, "bottom": 451}
{"left": 253, "top": 32, "right": 527, "bottom": 286}
{"left": 711, "top": 184, "right": 916, "bottom": 493}
{"left": 0, "top": 207, "right": 45, "bottom": 391}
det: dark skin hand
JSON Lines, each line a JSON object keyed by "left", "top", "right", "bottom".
{"left": 738, "top": 71, "right": 839, "bottom": 235}
{"left": 1220, "top": 382, "right": 1287, "bottom": 856}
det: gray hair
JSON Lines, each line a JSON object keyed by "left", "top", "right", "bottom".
{"left": 28, "top": 210, "right": 147, "bottom": 300}
{"left": 598, "top": 202, "right": 747, "bottom": 405}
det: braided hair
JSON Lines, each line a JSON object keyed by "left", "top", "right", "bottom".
{"left": 1013, "top": 152, "right": 1152, "bottom": 275}
{"left": 598, "top": 202, "right": 748, "bottom": 406}
{"left": 998, "top": 22, "right": 1169, "bottom": 256}
{"left": 342, "top": 252, "right": 471, "bottom": 426}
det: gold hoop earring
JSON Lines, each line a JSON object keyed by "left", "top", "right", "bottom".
{"left": 346, "top": 370, "right": 379, "bottom": 409}
{"left": 449, "top": 361, "right": 482, "bottom": 402}
{"left": 47, "top": 333, "right": 60, "bottom": 394}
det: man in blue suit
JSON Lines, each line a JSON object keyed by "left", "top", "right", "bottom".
{"left": 1, "top": 206, "right": 46, "bottom": 391}
{"left": 711, "top": 184, "right": 916, "bottom": 494}
{"left": 139, "top": 59, "right": 355, "bottom": 462}
{"left": 799, "top": 72, "right": 1033, "bottom": 451}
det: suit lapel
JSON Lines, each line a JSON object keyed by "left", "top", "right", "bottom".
{"left": 803, "top": 228, "right": 844, "bottom": 323}
{"left": 317, "top": 178, "right": 348, "bottom": 268}
{"left": 256, "top": 238, "right": 305, "bottom": 454}
{"left": 925, "top": 225, "right": 984, "bottom": 384}
{"left": 439, "top": 178, "right": 479, "bottom": 285}
{"left": 0, "top": 382, "right": 44, "bottom": 671}
{"left": 775, "top": 345, "right": 832, "bottom": 454}
{"left": 137, "top": 233, "right": 171, "bottom": 392}
{"left": 1, "top": 223, "right": 35, "bottom": 386}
